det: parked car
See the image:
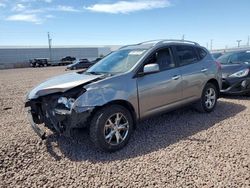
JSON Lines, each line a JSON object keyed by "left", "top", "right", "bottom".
{"left": 211, "top": 52, "right": 223, "bottom": 59}
{"left": 59, "top": 56, "right": 76, "bottom": 65}
{"left": 217, "top": 50, "right": 250, "bottom": 95}
{"left": 91, "top": 57, "right": 103, "bottom": 64}
{"left": 66, "top": 59, "right": 94, "bottom": 70}
{"left": 25, "top": 39, "right": 221, "bottom": 152}
{"left": 30, "top": 58, "right": 49, "bottom": 67}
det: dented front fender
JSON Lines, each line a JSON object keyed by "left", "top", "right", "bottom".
{"left": 72, "top": 73, "right": 139, "bottom": 119}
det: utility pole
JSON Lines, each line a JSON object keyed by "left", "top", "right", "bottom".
{"left": 206, "top": 42, "right": 209, "bottom": 49}
{"left": 210, "top": 39, "right": 213, "bottom": 51}
{"left": 182, "top": 34, "right": 185, "bottom": 41}
{"left": 236, "top": 40, "right": 242, "bottom": 48}
{"left": 247, "top": 36, "right": 250, "bottom": 46}
{"left": 48, "top": 32, "right": 52, "bottom": 63}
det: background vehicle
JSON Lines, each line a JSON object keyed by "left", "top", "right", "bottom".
{"left": 66, "top": 59, "right": 94, "bottom": 70}
{"left": 25, "top": 39, "right": 221, "bottom": 152}
{"left": 217, "top": 50, "right": 250, "bottom": 95}
{"left": 59, "top": 56, "right": 76, "bottom": 65}
{"left": 30, "top": 58, "right": 49, "bottom": 67}
{"left": 91, "top": 57, "right": 103, "bottom": 64}
{"left": 211, "top": 52, "right": 223, "bottom": 59}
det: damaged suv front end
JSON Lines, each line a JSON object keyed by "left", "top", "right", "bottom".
{"left": 25, "top": 72, "right": 105, "bottom": 139}
{"left": 25, "top": 47, "right": 144, "bottom": 142}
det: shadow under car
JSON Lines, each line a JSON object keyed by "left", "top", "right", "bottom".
{"left": 44, "top": 99, "right": 246, "bottom": 162}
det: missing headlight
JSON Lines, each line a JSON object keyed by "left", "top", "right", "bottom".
{"left": 58, "top": 97, "right": 75, "bottom": 109}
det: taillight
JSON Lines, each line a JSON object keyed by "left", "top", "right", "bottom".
{"left": 215, "top": 61, "right": 221, "bottom": 69}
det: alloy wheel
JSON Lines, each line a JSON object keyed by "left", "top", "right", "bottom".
{"left": 104, "top": 113, "right": 129, "bottom": 146}
{"left": 205, "top": 87, "right": 216, "bottom": 109}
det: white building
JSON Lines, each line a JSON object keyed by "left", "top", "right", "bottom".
{"left": 0, "top": 46, "right": 111, "bottom": 68}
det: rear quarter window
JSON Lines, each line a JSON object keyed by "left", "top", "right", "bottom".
{"left": 197, "top": 47, "right": 207, "bottom": 59}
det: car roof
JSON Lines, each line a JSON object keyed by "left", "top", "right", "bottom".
{"left": 224, "top": 50, "right": 250, "bottom": 54}
{"left": 120, "top": 39, "right": 201, "bottom": 50}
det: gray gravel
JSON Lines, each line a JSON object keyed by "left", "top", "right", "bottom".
{"left": 0, "top": 67, "right": 249, "bottom": 187}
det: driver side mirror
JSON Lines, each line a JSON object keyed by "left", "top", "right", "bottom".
{"left": 143, "top": 63, "right": 160, "bottom": 75}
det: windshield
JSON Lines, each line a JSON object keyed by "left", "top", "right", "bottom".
{"left": 212, "top": 53, "right": 222, "bottom": 59}
{"left": 86, "top": 49, "right": 147, "bottom": 74}
{"left": 217, "top": 53, "right": 234, "bottom": 64}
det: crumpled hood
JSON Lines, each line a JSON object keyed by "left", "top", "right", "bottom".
{"left": 27, "top": 72, "right": 103, "bottom": 99}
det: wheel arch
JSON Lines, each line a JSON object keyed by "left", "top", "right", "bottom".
{"left": 206, "top": 78, "right": 220, "bottom": 97}
{"left": 91, "top": 100, "right": 138, "bottom": 129}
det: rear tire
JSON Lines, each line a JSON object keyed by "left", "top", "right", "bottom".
{"left": 89, "top": 105, "right": 133, "bottom": 152}
{"left": 195, "top": 83, "right": 218, "bottom": 113}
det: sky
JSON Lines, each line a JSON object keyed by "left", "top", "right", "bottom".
{"left": 0, "top": 0, "right": 249, "bottom": 49}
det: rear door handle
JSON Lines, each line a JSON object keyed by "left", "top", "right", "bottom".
{"left": 201, "top": 68, "right": 208, "bottom": 73}
{"left": 172, "top": 75, "right": 181, "bottom": 80}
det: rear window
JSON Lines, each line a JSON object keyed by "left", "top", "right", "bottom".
{"left": 175, "top": 46, "right": 199, "bottom": 66}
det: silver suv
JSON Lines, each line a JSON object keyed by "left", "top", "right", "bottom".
{"left": 25, "top": 40, "right": 222, "bottom": 152}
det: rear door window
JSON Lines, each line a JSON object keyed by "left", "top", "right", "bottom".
{"left": 175, "top": 45, "right": 199, "bottom": 66}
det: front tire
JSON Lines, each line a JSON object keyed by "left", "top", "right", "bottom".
{"left": 195, "top": 83, "right": 218, "bottom": 113}
{"left": 89, "top": 105, "right": 133, "bottom": 152}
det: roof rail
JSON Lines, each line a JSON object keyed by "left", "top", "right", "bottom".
{"left": 119, "top": 39, "right": 200, "bottom": 50}
{"left": 137, "top": 40, "right": 163, "bottom": 45}
{"left": 119, "top": 40, "right": 160, "bottom": 49}
{"left": 119, "top": 44, "right": 136, "bottom": 50}
{"left": 156, "top": 39, "right": 200, "bottom": 46}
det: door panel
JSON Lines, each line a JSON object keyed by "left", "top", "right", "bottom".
{"left": 173, "top": 45, "right": 207, "bottom": 100}
{"left": 137, "top": 68, "right": 182, "bottom": 118}
{"left": 179, "top": 62, "right": 207, "bottom": 99}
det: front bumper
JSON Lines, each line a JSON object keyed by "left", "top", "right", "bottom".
{"left": 27, "top": 109, "right": 46, "bottom": 139}
{"left": 221, "top": 77, "right": 250, "bottom": 94}
{"left": 25, "top": 100, "right": 94, "bottom": 139}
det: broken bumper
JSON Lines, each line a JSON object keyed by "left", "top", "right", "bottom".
{"left": 25, "top": 100, "right": 94, "bottom": 139}
{"left": 221, "top": 77, "right": 250, "bottom": 95}
{"left": 27, "top": 109, "right": 46, "bottom": 139}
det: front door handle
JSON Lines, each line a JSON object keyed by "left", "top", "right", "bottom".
{"left": 172, "top": 75, "right": 181, "bottom": 80}
{"left": 201, "top": 68, "right": 208, "bottom": 73}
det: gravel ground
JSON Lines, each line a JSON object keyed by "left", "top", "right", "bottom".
{"left": 0, "top": 67, "right": 249, "bottom": 187}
